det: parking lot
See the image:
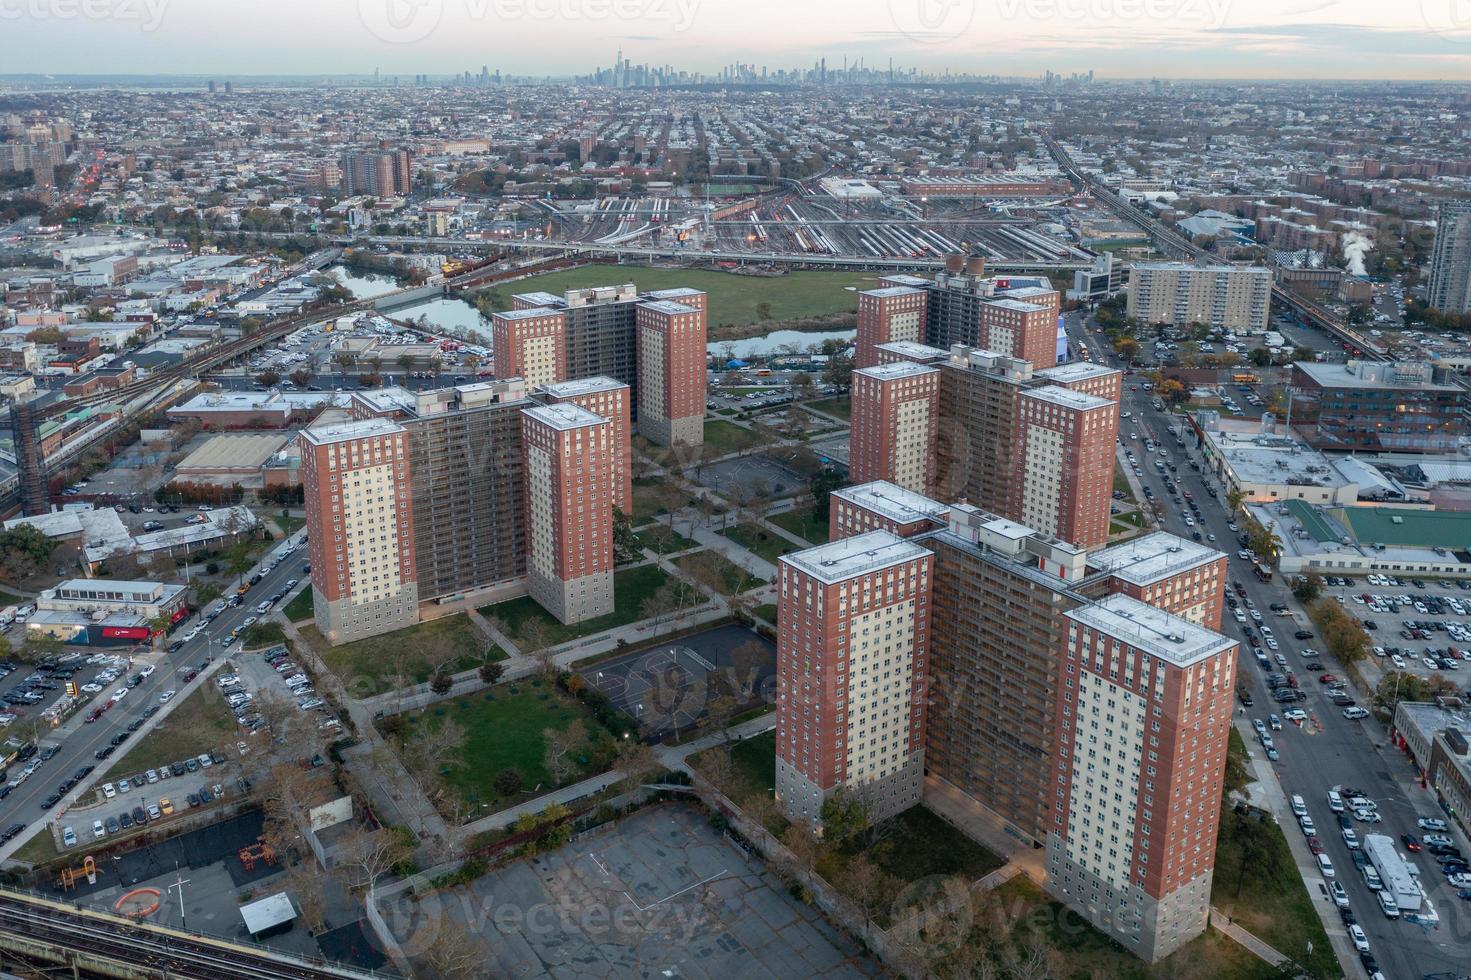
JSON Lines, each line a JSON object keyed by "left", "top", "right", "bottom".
{"left": 1317, "top": 575, "right": 1471, "bottom": 687}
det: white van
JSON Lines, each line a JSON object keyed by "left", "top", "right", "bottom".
{"left": 1290, "top": 795, "right": 1307, "bottom": 817}
{"left": 1327, "top": 790, "right": 1345, "bottom": 812}
{"left": 1317, "top": 853, "right": 1335, "bottom": 877}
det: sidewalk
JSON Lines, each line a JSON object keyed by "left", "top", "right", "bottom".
{"left": 1209, "top": 908, "right": 1290, "bottom": 967}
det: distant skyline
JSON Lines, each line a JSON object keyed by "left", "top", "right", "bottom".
{"left": 4, "top": 0, "right": 1470, "bottom": 80}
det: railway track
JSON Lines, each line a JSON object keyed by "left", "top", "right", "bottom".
{"left": 0, "top": 888, "right": 379, "bottom": 979}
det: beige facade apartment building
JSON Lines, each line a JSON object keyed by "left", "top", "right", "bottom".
{"left": 636, "top": 300, "right": 706, "bottom": 448}
{"left": 540, "top": 377, "right": 633, "bottom": 517}
{"left": 849, "top": 362, "right": 941, "bottom": 496}
{"left": 300, "top": 419, "right": 418, "bottom": 644}
{"left": 521, "top": 404, "right": 615, "bottom": 625}
{"left": 1126, "top": 262, "right": 1271, "bottom": 333}
{"left": 491, "top": 308, "right": 567, "bottom": 388}
{"left": 855, "top": 286, "right": 928, "bottom": 368}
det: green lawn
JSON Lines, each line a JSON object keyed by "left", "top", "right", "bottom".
{"left": 479, "top": 563, "right": 682, "bottom": 649}
{"left": 393, "top": 678, "right": 616, "bottom": 814}
{"left": 0, "top": 590, "right": 25, "bottom": 607}
{"left": 677, "top": 551, "right": 767, "bottom": 594}
{"left": 476, "top": 266, "right": 878, "bottom": 328}
{"left": 753, "top": 603, "right": 778, "bottom": 624}
{"left": 701, "top": 729, "right": 777, "bottom": 804}
{"left": 807, "top": 396, "right": 850, "bottom": 421}
{"left": 241, "top": 621, "right": 285, "bottom": 648}
{"left": 306, "top": 614, "right": 502, "bottom": 693}
{"left": 10, "top": 826, "right": 61, "bottom": 867}
{"left": 767, "top": 506, "right": 828, "bottom": 544}
{"left": 821, "top": 806, "right": 1004, "bottom": 891}
{"left": 631, "top": 477, "right": 670, "bottom": 525}
{"left": 110, "top": 683, "right": 240, "bottom": 779}
{"left": 703, "top": 419, "right": 763, "bottom": 455}
{"left": 719, "top": 522, "right": 798, "bottom": 565}
{"left": 283, "top": 586, "right": 314, "bottom": 623}
{"left": 1212, "top": 806, "right": 1338, "bottom": 978}
{"left": 635, "top": 525, "right": 697, "bottom": 556}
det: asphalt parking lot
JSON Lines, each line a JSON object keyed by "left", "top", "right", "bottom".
{"left": 1317, "top": 576, "right": 1471, "bottom": 689}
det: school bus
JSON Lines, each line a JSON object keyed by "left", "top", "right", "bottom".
{"left": 1232, "top": 372, "right": 1258, "bottom": 384}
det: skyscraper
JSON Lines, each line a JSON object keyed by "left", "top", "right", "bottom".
{"left": 491, "top": 308, "right": 567, "bottom": 388}
{"left": 849, "top": 363, "right": 941, "bottom": 496}
{"left": 855, "top": 286, "right": 928, "bottom": 368}
{"left": 300, "top": 419, "right": 418, "bottom": 643}
{"left": 339, "top": 149, "right": 413, "bottom": 197}
{"left": 775, "top": 530, "right": 932, "bottom": 830}
{"left": 521, "top": 404, "right": 615, "bottom": 625}
{"left": 1429, "top": 200, "right": 1471, "bottom": 315}
{"left": 636, "top": 299, "right": 706, "bottom": 447}
{"left": 1011, "top": 386, "right": 1118, "bottom": 550}
{"left": 541, "top": 377, "right": 633, "bottom": 518}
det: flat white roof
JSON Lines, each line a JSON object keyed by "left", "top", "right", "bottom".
{"left": 1088, "top": 531, "right": 1223, "bottom": 586}
{"left": 522, "top": 403, "right": 606, "bottom": 431}
{"left": 239, "top": 892, "right": 296, "bottom": 934}
{"left": 510, "top": 290, "right": 564, "bottom": 307}
{"left": 987, "top": 298, "right": 1047, "bottom": 313}
{"left": 779, "top": 529, "right": 931, "bottom": 585}
{"left": 1022, "top": 386, "right": 1113, "bottom": 411}
{"left": 875, "top": 340, "right": 947, "bottom": 361}
{"left": 854, "top": 362, "right": 940, "bottom": 382}
{"left": 638, "top": 299, "right": 698, "bottom": 315}
{"left": 1036, "top": 362, "right": 1118, "bottom": 384}
{"left": 1067, "top": 593, "right": 1235, "bottom": 667}
{"left": 492, "top": 307, "right": 562, "bottom": 320}
{"left": 299, "top": 418, "right": 404, "bottom": 446}
{"left": 833, "top": 481, "right": 949, "bottom": 525}
{"left": 864, "top": 286, "right": 925, "bottom": 298}
{"left": 540, "top": 376, "right": 627, "bottom": 397}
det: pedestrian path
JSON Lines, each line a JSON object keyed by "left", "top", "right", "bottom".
{"left": 1209, "top": 909, "right": 1290, "bottom": 966}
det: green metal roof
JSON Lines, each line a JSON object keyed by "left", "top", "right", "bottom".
{"left": 1286, "top": 499, "right": 1340, "bottom": 544}
{"left": 1329, "top": 505, "right": 1471, "bottom": 550}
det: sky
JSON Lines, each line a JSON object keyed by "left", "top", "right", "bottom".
{"left": 3, "top": 0, "right": 1470, "bottom": 80}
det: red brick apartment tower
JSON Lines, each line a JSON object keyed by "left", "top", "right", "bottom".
{"left": 855, "top": 286, "right": 928, "bottom": 369}
{"left": 1047, "top": 594, "right": 1237, "bottom": 961}
{"left": 1087, "top": 532, "right": 1229, "bottom": 630}
{"left": 849, "top": 363, "right": 941, "bottom": 496}
{"left": 490, "top": 308, "right": 566, "bottom": 388}
{"left": 829, "top": 481, "right": 950, "bottom": 541}
{"left": 1010, "top": 386, "right": 1118, "bottom": 549}
{"left": 521, "top": 404, "right": 615, "bottom": 625}
{"left": 541, "top": 377, "right": 633, "bottom": 517}
{"left": 300, "top": 419, "right": 418, "bottom": 644}
{"left": 635, "top": 299, "right": 707, "bottom": 448}
{"left": 980, "top": 298, "right": 1058, "bottom": 369}
{"left": 775, "top": 530, "right": 933, "bottom": 831}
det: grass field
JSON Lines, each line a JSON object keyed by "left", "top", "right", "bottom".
{"left": 241, "top": 621, "right": 286, "bottom": 648}
{"left": 479, "top": 563, "right": 680, "bottom": 649}
{"left": 806, "top": 396, "right": 850, "bottom": 421}
{"left": 768, "top": 506, "right": 829, "bottom": 544}
{"left": 753, "top": 603, "right": 778, "bottom": 624}
{"left": 631, "top": 477, "right": 671, "bottom": 525}
{"left": 634, "top": 525, "right": 696, "bottom": 556}
{"left": 703, "top": 419, "right": 763, "bottom": 455}
{"left": 306, "top": 614, "right": 502, "bottom": 693}
{"left": 475, "top": 266, "right": 878, "bottom": 328}
{"left": 1211, "top": 806, "right": 1338, "bottom": 978}
{"left": 110, "top": 683, "right": 239, "bottom": 779}
{"left": 719, "top": 522, "right": 798, "bottom": 565}
{"left": 394, "top": 678, "right": 615, "bottom": 813}
{"left": 819, "top": 806, "right": 1004, "bottom": 903}
{"left": 283, "top": 586, "right": 314, "bottom": 622}
{"left": 701, "top": 729, "right": 778, "bottom": 804}
{"left": 677, "top": 551, "right": 766, "bottom": 594}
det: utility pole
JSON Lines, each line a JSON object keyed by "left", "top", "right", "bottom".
{"left": 168, "top": 866, "right": 191, "bottom": 930}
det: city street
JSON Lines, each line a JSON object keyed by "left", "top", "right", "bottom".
{"left": 0, "top": 531, "right": 308, "bottom": 862}
{"left": 1071, "top": 314, "right": 1471, "bottom": 979}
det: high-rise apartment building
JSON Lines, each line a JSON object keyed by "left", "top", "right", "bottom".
{"left": 979, "top": 298, "right": 1058, "bottom": 369}
{"left": 339, "top": 149, "right": 413, "bottom": 198}
{"left": 934, "top": 346, "right": 1035, "bottom": 509}
{"left": 521, "top": 404, "right": 615, "bottom": 624}
{"left": 855, "top": 286, "right": 928, "bottom": 368}
{"left": 873, "top": 340, "right": 948, "bottom": 367}
{"left": 1048, "top": 594, "right": 1237, "bottom": 961}
{"left": 491, "top": 308, "right": 567, "bottom": 388}
{"left": 775, "top": 530, "right": 933, "bottom": 830}
{"left": 636, "top": 299, "right": 706, "bottom": 447}
{"left": 1126, "top": 262, "right": 1272, "bottom": 333}
{"left": 300, "top": 419, "right": 418, "bottom": 644}
{"left": 541, "top": 377, "right": 633, "bottom": 517}
{"left": 1036, "top": 361, "right": 1125, "bottom": 403}
{"left": 830, "top": 481, "right": 950, "bottom": 540}
{"left": 1428, "top": 201, "right": 1471, "bottom": 315}
{"left": 1011, "top": 386, "right": 1118, "bottom": 550}
{"left": 849, "top": 363, "right": 941, "bottom": 496}
{"left": 886, "top": 260, "right": 1061, "bottom": 365}
{"left": 1085, "top": 532, "right": 1227, "bottom": 630}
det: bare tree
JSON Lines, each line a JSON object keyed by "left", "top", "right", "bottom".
{"left": 413, "top": 917, "right": 484, "bottom": 980}
{"left": 835, "top": 855, "right": 900, "bottom": 928}
{"left": 333, "top": 823, "right": 411, "bottom": 900}
{"left": 407, "top": 717, "right": 467, "bottom": 776}
{"left": 279, "top": 860, "right": 329, "bottom": 934}
{"left": 697, "top": 744, "right": 733, "bottom": 791}
{"left": 543, "top": 719, "right": 586, "bottom": 784}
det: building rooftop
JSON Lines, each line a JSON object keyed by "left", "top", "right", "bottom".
{"left": 864, "top": 285, "right": 926, "bottom": 298}
{"left": 239, "top": 893, "right": 297, "bottom": 935}
{"left": 1295, "top": 360, "right": 1460, "bottom": 393}
{"left": 642, "top": 287, "right": 704, "bottom": 300}
{"left": 1067, "top": 593, "right": 1235, "bottom": 667}
{"left": 299, "top": 417, "right": 404, "bottom": 446}
{"left": 1088, "top": 531, "right": 1224, "bottom": 586}
{"left": 177, "top": 433, "right": 289, "bottom": 471}
{"left": 492, "top": 306, "right": 563, "bottom": 320}
{"left": 1199, "top": 416, "right": 1354, "bottom": 493}
{"left": 510, "top": 290, "right": 564, "bottom": 308}
{"left": 986, "top": 298, "right": 1048, "bottom": 314}
{"left": 638, "top": 299, "right": 699, "bottom": 316}
{"left": 854, "top": 362, "right": 940, "bottom": 383}
{"left": 779, "top": 530, "right": 932, "bottom": 585}
{"left": 522, "top": 402, "right": 607, "bottom": 431}
{"left": 1132, "top": 261, "right": 1271, "bottom": 275}
{"left": 874, "top": 341, "right": 947, "bottom": 362}
{"left": 1021, "top": 385, "right": 1113, "bottom": 411}
{"left": 352, "top": 386, "right": 418, "bottom": 414}
{"left": 540, "top": 376, "right": 628, "bottom": 397}
{"left": 1035, "top": 361, "right": 1119, "bottom": 385}
{"left": 832, "top": 481, "right": 950, "bottom": 526}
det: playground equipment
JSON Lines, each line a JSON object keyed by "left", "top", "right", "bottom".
{"left": 55, "top": 855, "right": 98, "bottom": 892}
{"left": 114, "top": 887, "right": 162, "bottom": 919}
{"left": 237, "top": 839, "right": 276, "bottom": 872}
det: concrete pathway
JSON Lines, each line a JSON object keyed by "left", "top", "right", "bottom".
{"left": 921, "top": 775, "right": 1046, "bottom": 883}
{"left": 1209, "top": 908, "right": 1290, "bottom": 967}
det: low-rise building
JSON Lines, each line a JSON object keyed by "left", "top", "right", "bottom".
{"left": 1196, "top": 412, "right": 1358, "bottom": 505}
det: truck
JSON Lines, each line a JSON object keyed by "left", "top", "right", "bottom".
{"left": 1364, "top": 833, "right": 1422, "bottom": 912}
